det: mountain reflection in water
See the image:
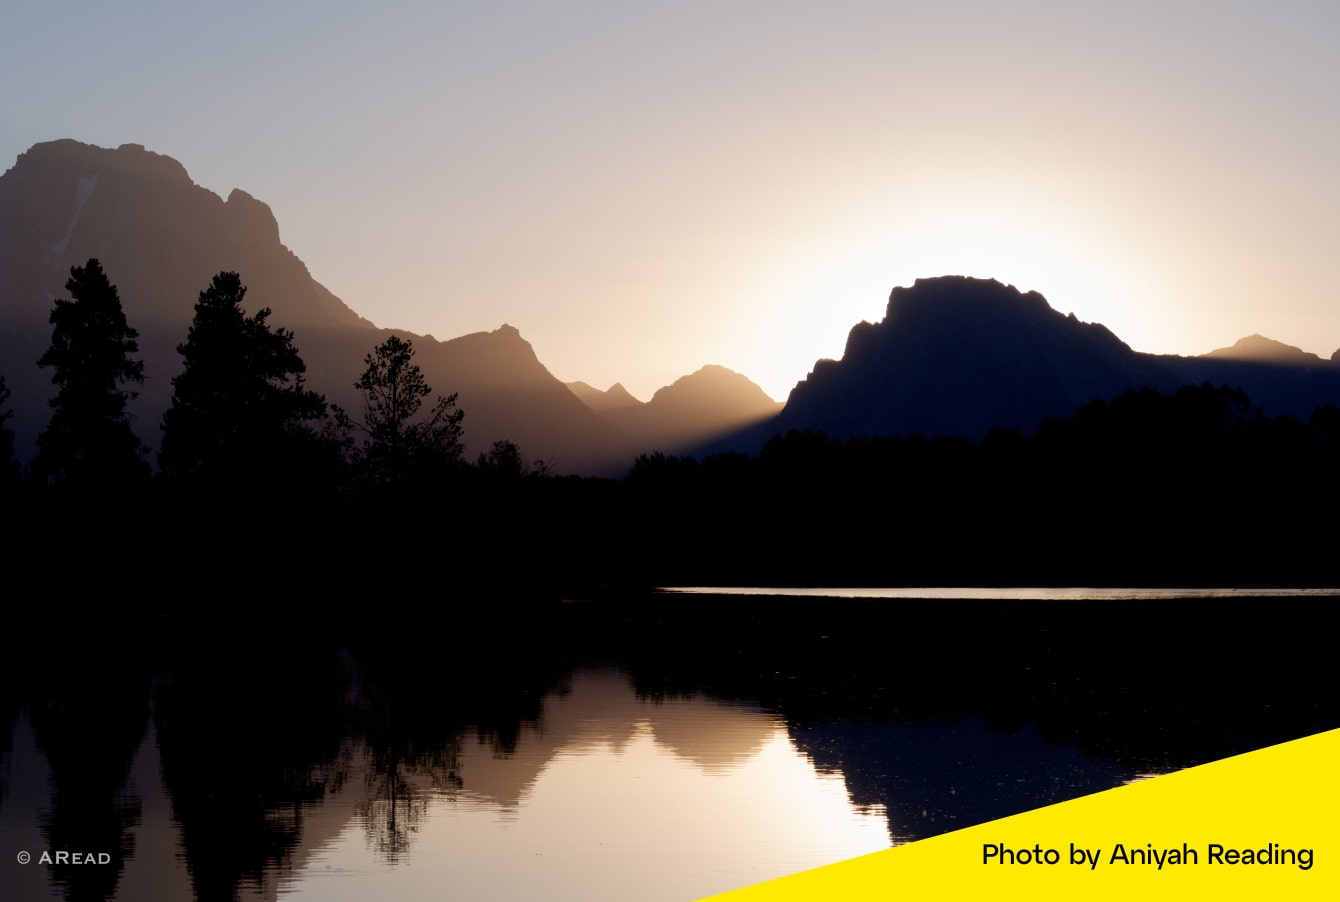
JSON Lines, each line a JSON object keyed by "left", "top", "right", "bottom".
{"left": 285, "top": 670, "right": 891, "bottom": 902}
{"left": 1, "top": 593, "right": 1333, "bottom": 901}
{"left": 1, "top": 665, "right": 888, "bottom": 902}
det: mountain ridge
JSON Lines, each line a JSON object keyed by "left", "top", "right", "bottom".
{"left": 0, "top": 139, "right": 779, "bottom": 475}
{"left": 771, "top": 276, "right": 1181, "bottom": 443}
{"left": 1202, "top": 334, "right": 1331, "bottom": 366}
{"left": 571, "top": 365, "right": 782, "bottom": 458}
{"left": 0, "top": 141, "right": 637, "bottom": 473}
{"left": 744, "top": 276, "right": 1340, "bottom": 450}
{"left": 5, "top": 140, "right": 1339, "bottom": 473}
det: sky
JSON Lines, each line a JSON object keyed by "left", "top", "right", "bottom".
{"left": 3, "top": 1, "right": 1337, "bottom": 402}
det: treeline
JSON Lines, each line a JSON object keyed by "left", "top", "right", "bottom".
{"left": 3, "top": 259, "right": 1337, "bottom": 597}
{"left": 0, "top": 260, "right": 559, "bottom": 599}
{"left": 619, "top": 384, "right": 1340, "bottom": 587}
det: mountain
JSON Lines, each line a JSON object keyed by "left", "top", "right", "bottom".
{"left": 1202, "top": 334, "right": 1328, "bottom": 365}
{"left": 767, "top": 276, "right": 1179, "bottom": 442}
{"left": 1161, "top": 345, "right": 1340, "bottom": 424}
{"left": 0, "top": 139, "right": 636, "bottom": 474}
{"left": 8, "top": 140, "right": 1338, "bottom": 476}
{"left": 569, "top": 366, "right": 782, "bottom": 457}
{"left": 744, "top": 276, "right": 1340, "bottom": 447}
{"left": 567, "top": 381, "right": 642, "bottom": 415}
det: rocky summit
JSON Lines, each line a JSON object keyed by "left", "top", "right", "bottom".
{"left": 746, "top": 275, "right": 1340, "bottom": 447}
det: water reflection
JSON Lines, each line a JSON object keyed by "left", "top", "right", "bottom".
{"left": 790, "top": 717, "right": 1139, "bottom": 842}
{"left": 1, "top": 662, "right": 890, "bottom": 902}
{"left": 2, "top": 593, "right": 1332, "bottom": 902}
{"left": 284, "top": 671, "right": 889, "bottom": 902}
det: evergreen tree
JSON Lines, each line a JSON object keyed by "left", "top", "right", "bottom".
{"left": 0, "top": 374, "right": 20, "bottom": 488}
{"left": 160, "top": 271, "right": 328, "bottom": 483}
{"left": 335, "top": 334, "right": 464, "bottom": 484}
{"left": 32, "top": 259, "right": 148, "bottom": 487}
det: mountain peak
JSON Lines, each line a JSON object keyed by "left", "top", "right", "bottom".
{"left": 113, "top": 142, "right": 193, "bottom": 184}
{"left": 9, "top": 139, "right": 194, "bottom": 187}
{"left": 224, "top": 188, "right": 280, "bottom": 245}
{"left": 649, "top": 365, "right": 778, "bottom": 409}
{"left": 576, "top": 364, "right": 781, "bottom": 457}
{"left": 885, "top": 276, "right": 1065, "bottom": 329}
{"left": 776, "top": 276, "right": 1159, "bottom": 441}
{"left": 1202, "top": 334, "right": 1326, "bottom": 365}
{"left": 487, "top": 323, "right": 534, "bottom": 353}
{"left": 568, "top": 380, "right": 643, "bottom": 414}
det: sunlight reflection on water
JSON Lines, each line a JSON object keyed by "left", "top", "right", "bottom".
{"left": 662, "top": 586, "right": 1339, "bottom": 600}
{"left": 279, "top": 671, "right": 890, "bottom": 902}
{"left": 5, "top": 600, "right": 1326, "bottom": 902}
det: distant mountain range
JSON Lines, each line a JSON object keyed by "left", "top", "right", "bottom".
{"left": 570, "top": 365, "right": 782, "bottom": 459}
{"left": 0, "top": 140, "right": 777, "bottom": 475}
{"left": 3, "top": 139, "right": 1338, "bottom": 474}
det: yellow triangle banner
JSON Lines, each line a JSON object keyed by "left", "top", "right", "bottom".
{"left": 701, "top": 727, "right": 1338, "bottom": 901}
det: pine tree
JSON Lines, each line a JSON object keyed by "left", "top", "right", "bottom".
{"left": 335, "top": 334, "right": 464, "bottom": 484}
{"left": 160, "top": 271, "right": 328, "bottom": 483}
{"left": 32, "top": 259, "right": 148, "bottom": 487}
{"left": 0, "top": 374, "right": 20, "bottom": 488}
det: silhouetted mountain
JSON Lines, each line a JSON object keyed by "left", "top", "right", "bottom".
{"left": 566, "top": 381, "right": 642, "bottom": 415}
{"left": 1164, "top": 333, "right": 1340, "bottom": 422}
{"left": 735, "top": 276, "right": 1340, "bottom": 448}
{"left": 573, "top": 365, "right": 781, "bottom": 457}
{"left": 1202, "top": 334, "right": 1329, "bottom": 365}
{"left": 8, "top": 142, "right": 1338, "bottom": 476}
{"left": 0, "top": 140, "right": 632, "bottom": 474}
{"left": 759, "top": 276, "right": 1179, "bottom": 443}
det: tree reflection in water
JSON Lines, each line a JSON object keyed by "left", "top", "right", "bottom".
{"left": 1, "top": 594, "right": 1332, "bottom": 901}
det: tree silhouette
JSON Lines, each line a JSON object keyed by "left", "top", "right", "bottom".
{"left": 476, "top": 438, "right": 549, "bottom": 479}
{"left": 335, "top": 335, "right": 464, "bottom": 484}
{"left": 0, "top": 375, "right": 18, "bottom": 487}
{"left": 32, "top": 259, "right": 148, "bottom": 487}
{"left": 160, "top": 272, "right": 328, "bottom": 483}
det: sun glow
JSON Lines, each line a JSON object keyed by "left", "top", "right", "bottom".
{"left": 739, "top": 193, "right": 1158, "bottom": 399}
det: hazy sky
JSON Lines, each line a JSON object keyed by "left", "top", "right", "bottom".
{"left": 3, "top": 1, "right": 1337, "bottom": 400}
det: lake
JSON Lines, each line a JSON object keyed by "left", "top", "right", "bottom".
{"left": 2, "top": 590, "right": 1335, "bottom": 900}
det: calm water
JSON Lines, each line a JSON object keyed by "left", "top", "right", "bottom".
{"left": 2, "top": 670, "right": 894, "bottom": 902}
{"left": 663, "top": 586, "right": 1340, "bottom": 599}
{"left": 2, "top": 590, "right": 1334, "bottom": 901}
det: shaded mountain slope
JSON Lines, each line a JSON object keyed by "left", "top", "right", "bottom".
{"left": 566, "top": 381, "right": 642, "bottom": 416}
{"left": 7, "top": 141, "right": 1338, "bottom": 474}
{"left": 572, "top": 366, "right": 781, "bottom": 457}
{"left": 0, "top": 140, "right": 634, "bottom": 473}
{"left": 728, "top": 276, "right": 1340, "bottom": 450}
{"left": 1203, "top": 334, "right": 1326, "bottom": 365}
{"left": 771, "top": 276, "right": 1181, "bottom": 442}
